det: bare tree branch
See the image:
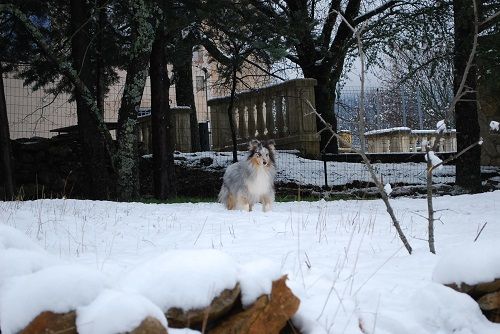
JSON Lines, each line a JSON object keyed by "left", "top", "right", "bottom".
{"left": 353, "top": 1, "right": 400, "bottom": 25}
{"left": 425, "top": 0, "right": 480, "bottom": 254}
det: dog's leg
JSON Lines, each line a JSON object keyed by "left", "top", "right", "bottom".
{"left": 235, "top": 194, "right": 251, "bottom": 211}
{"left": 262, "top": 195, "right": 273, "bottom": 212}
{"left": 226, "top": 193, "right": 235, "bottom": 210}
{"left": 242, "top": 198, "right": 251, "bottom": 212}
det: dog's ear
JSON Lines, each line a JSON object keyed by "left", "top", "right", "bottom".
{"left": 265, "top": 139, "right": 276, "bottom": 152}
{"left": 248, "top": 139, "right": 260, "bottom": 151}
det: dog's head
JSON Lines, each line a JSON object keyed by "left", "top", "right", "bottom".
{"left": 248, "top": 139, "right": 276, "bottom": 168}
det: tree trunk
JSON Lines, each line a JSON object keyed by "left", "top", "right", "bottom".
{"left": 315, "top": 79, "right": 339, "bottom": 154}
{"left": 453, "top": 0, "right": 481, "bottom": 193}
{"left": 95, "top": 0, "right": 106, "bottom": 115}
{"left": 227, "top": 65, "right": 239, "bottom": 163}
{"left": 70, "top": 0, "right": 113, "bottom": 199}
{"left": 0, "top": 64, "right": 15, "bottom": 199}
{"left": 173, "top": 40, "right": 201, "bottom": 152}
{"left": 115, "top": 0, "right": 156, "bottom": 201}
{"left": 150, "top": 36, "right": 177, "bottom": 200}
{"left": 303, "top": 68, "right": 339, "bottom": 154}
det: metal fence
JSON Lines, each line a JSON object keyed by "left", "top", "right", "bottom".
{"left": 336, "top": 86, "right": 452, "bottom": 148}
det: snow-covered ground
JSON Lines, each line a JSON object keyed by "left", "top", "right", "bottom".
{"left": 1, "top": 192, "right": 500, "bottom": 333}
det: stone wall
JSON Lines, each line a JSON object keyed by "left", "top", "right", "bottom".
{"left": 8, "top": 135, "right": 86, "bottom": 199}
{"left": 4, "top": 135, "right": 222, "bottom": 200}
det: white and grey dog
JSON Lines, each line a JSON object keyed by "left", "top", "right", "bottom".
{"left": 218, "top": 139, "right": 276, "bottom": 212}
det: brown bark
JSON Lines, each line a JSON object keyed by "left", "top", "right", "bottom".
{"left": 70, "top": 0, "right": 113, "bottom": 199}
{"left": 115, "top": 0, "right": 156, "bottom": 201}
{"left": 173, "top": 39, "right": 201, "bottom": 152}
{"left": 0, "top": 64, "right": 15, "bottom": 199}
{"left": 95, "top": 0, "right": 106, "bottom": 116}
{"left": 453, "top": 0, "right": 481, "bottom": 193}
{"left": 227, "top": 65, "right": 239, "bottom": 163}
{"left": 150, "top": 34, "right": 176, "bottom": 199}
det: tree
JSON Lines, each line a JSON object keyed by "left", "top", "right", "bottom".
{"left": 172, "top": 35, "right": 201, "bottom": 153}
{"left": 0, "top": 1, "right": 158, "bottom": 200}
{"left": 0, "top": 63, "right": 15, "bottom": 199}
{"left": 114, "top": 0, "right": 156, "bottom": 200}
{"left": 150, "top": 0, "right": 176, "bottom": 200}
{"left": 69, "top": 0, "right": 115, "bottom": 199}
{"left": 166, "top": 1, "right": 202, "bottom": 153}
{"left": 250, "top": 0, "right": 402, "bottom": 154}
{"left": 452, "top": 0, "right": 480, "bottom": 192}
{"left": 197, "top": 0, "right": 284, "bottom": 162}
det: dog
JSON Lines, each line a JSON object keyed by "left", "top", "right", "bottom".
{"left": 218, "top": 139, "right": 276, "bottom": 212}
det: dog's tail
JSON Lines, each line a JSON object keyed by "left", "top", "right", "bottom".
{"left": 218, "top": 184, "right": 235, "bottom": 209}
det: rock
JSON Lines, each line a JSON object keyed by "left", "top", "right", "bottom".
{"left": 199, "top": 157, "right": 214, "bottom": 167}
{"left": 478, "top": 291, "right": 500, "bottom": 311}
{"left": 446, "top": 278, "right": 500, "bottom": 299}
{"left": 20, "top": 311, "right": 77, "bottom": 334}
{"left": 208, "top": 275, "right": 300, "bottom": 334}
{"left": 489, "top": 309, "right": 500, "bottom": 323}
{"left": 129, "top": 316, "right": 168, "bottom": 334}
{"left": 445, "top": 278, "right": 500, "bottom": 323}
{"left": 167, "top": 283, "right": 241, "bottom": 330}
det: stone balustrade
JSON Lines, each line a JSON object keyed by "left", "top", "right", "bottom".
{"left": 365, "top": 127, "right": 457, "bottom": 153}
{"left": 207, "top": 79, "right": 320, "bottom": 157}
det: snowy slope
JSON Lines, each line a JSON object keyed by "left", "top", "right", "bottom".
{"left": 1, "top": 192, "right": 500, "bottom": 333}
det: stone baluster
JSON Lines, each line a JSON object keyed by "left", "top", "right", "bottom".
{"left": 265, "top": 94, "right": 275, "bottom": 138}
{"left": 275, "top": 94, "right": 285, "bottom": 138}
{"left": 238, "top": 102, "right": 248, "bottom": 140}
{"left": 256, "top": 97, "right": 265, "bottom": 138}
{"left": 247, "top": 98, "right": 257, "bottom": 138}
{"left": 286, "top": 83, "right": 299, "bottom": 135}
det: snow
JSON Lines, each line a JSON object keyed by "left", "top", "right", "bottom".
{"left": 364, "top": 127, "right": 411, "bottom": 136}
{"left": 424, "top": 150, "right": 443, "bottom": 170}
{"left": 118, "top": 249, "right": 239, "bottom": 312}
{"left": 0, "top": 248, "right": 60, "bottom": 286}
{"left": 433, "top": 241, "right": 500, "bottom": 286}
{"left": 238, "top": 259, "right": 282, "bottom": 307}
{"left": 2, "top": 193, "right": 500, "bottom": 333}
{"left": 384, "top": 183, "right": 393, "bottom": 195}
{"left": 490, "top": 121, "right": 499, "bottom": 131}
{"left": 0, "top": 224, "right": 43, "bottom": 252}
{"left": 77, "top": 289, "right": 168, "bottom": 334}
{"left": 0, "top": 264, "right": 107, "bottom": 334}
{"left": 436, "top": 120, "right": 446, "bottom": 133}
{"left": 412, "top": 129, "right": 456, "bottom": 134}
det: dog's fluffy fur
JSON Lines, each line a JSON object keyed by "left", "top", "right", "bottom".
{"left": 219, "top": 139, "right": 276, "bottom": 212}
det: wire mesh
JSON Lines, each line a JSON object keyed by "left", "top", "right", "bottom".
{"left": 3, "top": 74, "right": 456, "bottom": 192}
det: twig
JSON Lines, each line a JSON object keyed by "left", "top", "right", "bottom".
{"left": 473, "top": 222, "right": 487, "bottom": 242}
{"left": 425, "top": 0, "right": 480, "bottom": 254}
{"left": 193, "top": 217, "right": 208, "bottom": 245}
